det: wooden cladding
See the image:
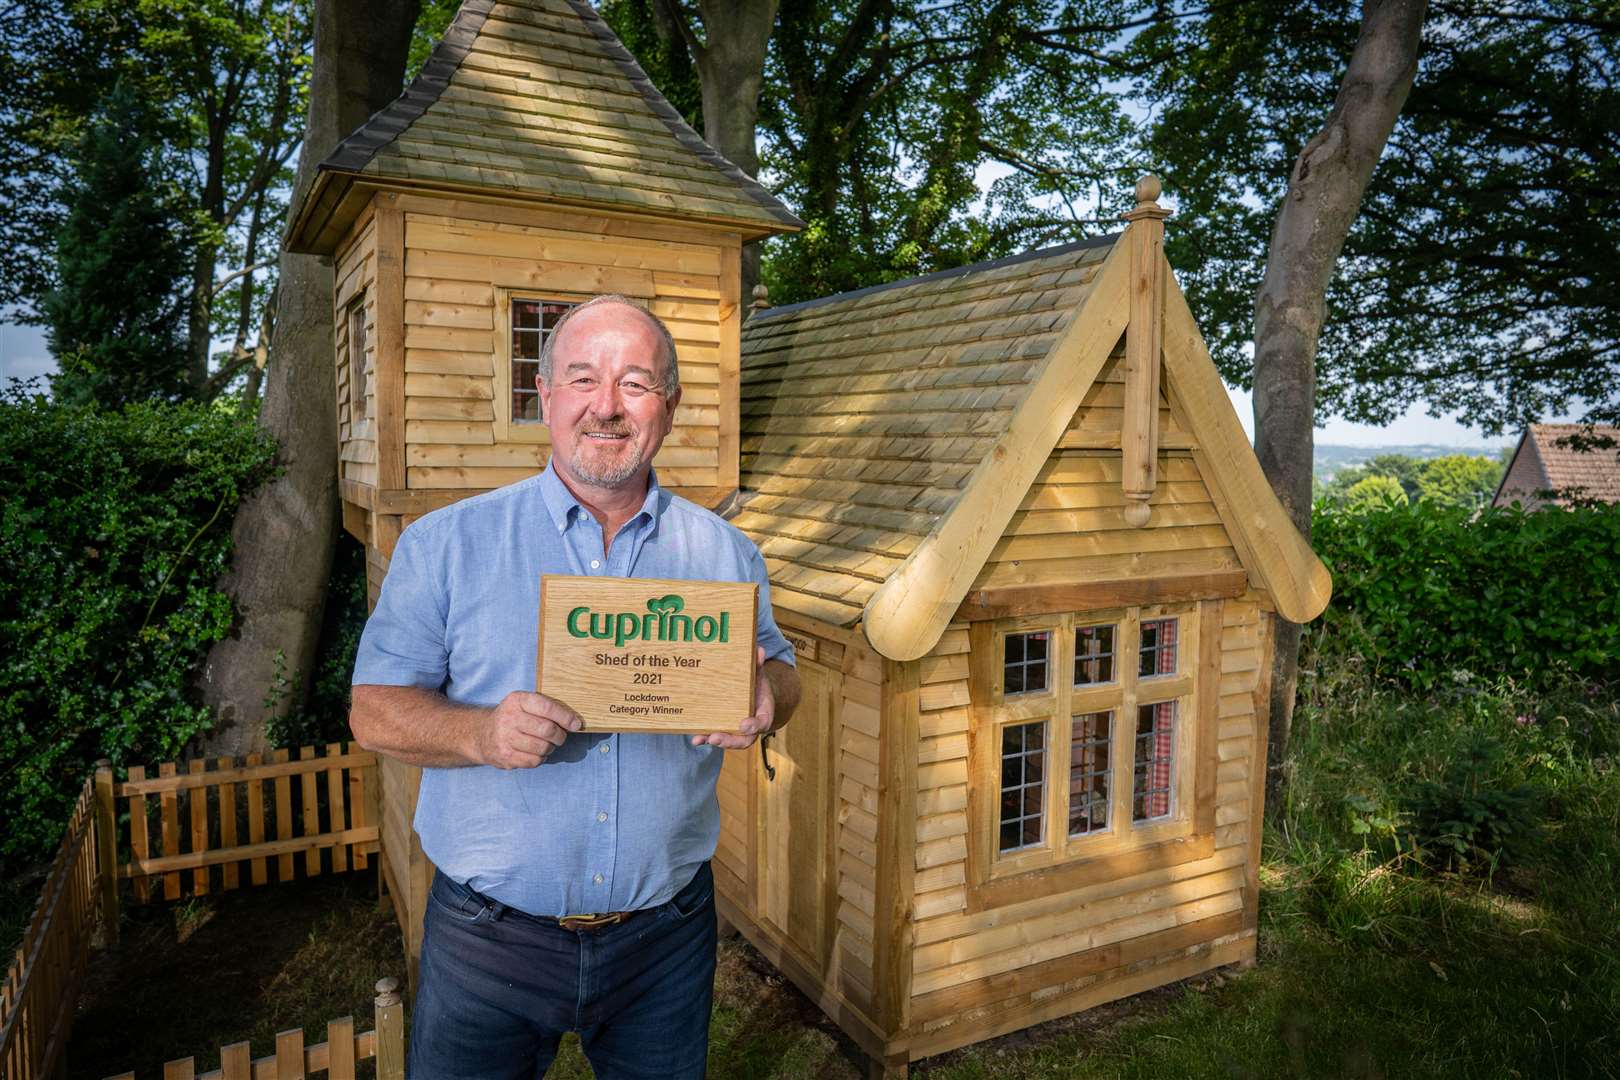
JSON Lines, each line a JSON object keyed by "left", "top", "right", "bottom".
{"left": 329, "top": 197, "right": 739, "bottom": 501}
{"left": 117, "top": 745, "right": 378, "bottom": 902}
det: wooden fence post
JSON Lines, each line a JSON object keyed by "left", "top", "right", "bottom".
{"left": 374, "top": 977, "right": 405, "bottom": 1080}
{"left": 94, "top": 760, "right": 120, "bottom": 946}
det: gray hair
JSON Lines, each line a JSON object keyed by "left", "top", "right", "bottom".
{"left": 538, "top": 294, "right": 680, "bottom": 396}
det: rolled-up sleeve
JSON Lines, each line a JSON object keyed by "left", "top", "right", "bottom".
{"left": 352, "top": 523, "right": 450, "bottom": 690}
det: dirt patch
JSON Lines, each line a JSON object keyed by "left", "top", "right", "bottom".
{"left": 68, "top": 873, "right": 403, "bottom": 1080}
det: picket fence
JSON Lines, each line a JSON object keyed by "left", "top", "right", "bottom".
{"left": 100, "top": 977, "right": 405, "bottom": 1080}
{"left": 1, "top": 745, "right": 385, "bottom": 1080}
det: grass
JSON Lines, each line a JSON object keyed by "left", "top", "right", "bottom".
{"left": 47, "top": 667, "right": 1620, "bottom": 1079}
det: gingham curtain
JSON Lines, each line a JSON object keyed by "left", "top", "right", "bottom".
{"left": 1149, "top": 621, "right": 1177, "bottom": 816}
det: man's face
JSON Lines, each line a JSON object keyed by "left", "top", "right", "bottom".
{"left": 538, "top": 303, "right": 681, "bottom": 495}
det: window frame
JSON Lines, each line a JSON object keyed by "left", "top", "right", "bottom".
{"left": 492, "top": 287, "right": 596, "bottom": 444}
{"left": 966, "top": 601, "right": 1219, "bottom": 911}
{"left": 345, "top": 293, "right": 369, "bottom": 424}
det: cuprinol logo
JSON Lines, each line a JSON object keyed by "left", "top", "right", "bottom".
{"left": 567, "top": 594, "right": 730, "bottom": 648}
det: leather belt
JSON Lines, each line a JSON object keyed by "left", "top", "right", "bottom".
{"left": 552, "top": 911, "right": 637, "bottom": 932}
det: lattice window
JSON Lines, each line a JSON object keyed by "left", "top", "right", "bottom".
{"left": 976, "top": 606, "right": 1200, "bottom": 884}
{"left": 1074, "top": 623, "right": 1116, "bottom": 686}
{"left": 1133, "top": 701, "right": 1176, "bottom": 821}
{"left": 1003, "top": 631, "right": 1049, "bottom": 695}
{"left": 347, "top": 299, "right": 368, "bottom": 420}
{"left": 998, "top": 721, "right": 1046, "bottom": 852}
{"left": 1068, "top": 712, "right": 1111, "bottom": 836}
{"left": 1139, "top": 618, "right": 1178, "bottom": 678}
{"left": 510, "top": 298, "right": 575, "bottom": 423}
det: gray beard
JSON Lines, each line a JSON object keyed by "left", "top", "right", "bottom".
{"left": 567, "top": 434, "right": 646, "bottom": 488}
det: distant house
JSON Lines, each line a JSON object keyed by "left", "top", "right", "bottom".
{"left": 1493, "top": 423, "right": 1620, "bottom": 509}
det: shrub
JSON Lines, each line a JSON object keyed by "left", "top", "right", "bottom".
{"left": 0, "top": 385, "right": 276, "bottom": 861}
{"left": 1308, "top": 500, "right": 1620, "bottom": 689}
{"left": 1404, "top": 732, "right": 1541, "bottom": 872}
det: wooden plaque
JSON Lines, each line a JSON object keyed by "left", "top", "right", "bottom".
{"left": 536, "top": 575, "right": 758, "bottom": 734}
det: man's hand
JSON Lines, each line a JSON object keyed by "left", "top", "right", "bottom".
{"left": 476, "top": 691, "right": 583, "bottom": 768}
{"left": 690, "top": 647, "right": 781, "bottom": 750}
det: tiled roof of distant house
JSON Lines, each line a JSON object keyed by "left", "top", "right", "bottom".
{"left": 1493, "top": 423, "right": 1620, "bottom": 508}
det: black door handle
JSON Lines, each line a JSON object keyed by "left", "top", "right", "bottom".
{"left": 760, "top": 731, "right": 777, "bottom": 781}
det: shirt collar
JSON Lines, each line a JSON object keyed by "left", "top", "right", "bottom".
{"left": 538, "top": 460, "right": 664, "bottom": 535}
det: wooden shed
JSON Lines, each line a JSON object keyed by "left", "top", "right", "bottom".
{"left": 282, "top": 0, "right": 800, "bottom": 974}
{"left": 286, "top": 1, "right": 1334, "bottom": 1070}
{"left": 712, "top": 179, "right": 1332, "bottom": 1075}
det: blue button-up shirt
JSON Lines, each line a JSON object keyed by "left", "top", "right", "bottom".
{"left": 352, "top": 464, "right": 794, "bottom": 916}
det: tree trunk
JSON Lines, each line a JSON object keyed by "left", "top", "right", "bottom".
{"left": 668, "top": 0, "right": 779, "bottom": 300}
{"left": 1254, "top": 0, "right": 1425, "bottom": 792}
{"left": 199, "top": 0, "right": 419, "bottom": 755}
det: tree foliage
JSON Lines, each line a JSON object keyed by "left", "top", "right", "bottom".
{"left": 43, "top": 79, "right": 190, "bottom": 406}
{"left": 1343, "top": 474, "right": 1410, "bottom": 512}
{"left": 607, "top": 0, "right": 1156, "bottom": 305}
{"left": 2, "top": 0, "right": 311, "bottom": 399}
{"left": 0, "top": 386, "right": 276, "bottom": 860}
{"left": 1322, "top": 452, "right": 1503, "bottom": 508}
{"left": 1140, "top": 0, "right": 1620, "bottom": 433}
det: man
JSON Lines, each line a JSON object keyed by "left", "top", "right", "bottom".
{"left": 350, "top": 295, "right": 800, "bottom": 1079}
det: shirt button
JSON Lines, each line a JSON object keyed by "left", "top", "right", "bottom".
{"left": 593, "top": 873, "right": 604, "bottom": 885}
{"left": 597, "top": 811, "right": 608, "bottom": 823}
{"left": 590, "top": 559, "right": 600, "bottom": 569}
{"left": 599, "top": 742, "right": 610, "bottom": 754}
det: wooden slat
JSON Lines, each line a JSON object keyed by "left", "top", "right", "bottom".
{"left": 128, "top": 765, "right": 151, "bottom": 903}
{"left": 220, "top": 1040, "right": 252, "bottom": 1080}
{"left": 273, "top": 749, "right": 294, "bottom": 882}
{"left": 326, "top": 744, "right": 348, "bottom": 874}
{"left": 299, "top": 747, "right": 322, "bottom": 876}
{"left": 158, "top": 762, "right": 180, "bottom": 900}
{"left": 118, "top": 828, "right": 379, "bottom": 879}
{"left": 327, "top": 1017, "right": 356, "bottom": 1080}
{"left": 116, "top": 751, "right": 378, "bottom": 796}
{"left": 218, "top": 757, "right": 239, "bottom": 891}
{"left": 246, "top": 752, "right": 268, "bottom": 886}
{"left": 274, "top": 1028, "right": 303, "bottom": 1080}
{"left": 349, "top": 744, "right": 368, "bottom": 871}
{"left": 188, "top": 759, "right": 209, "bottom": 895}
{"left": 163, "top": 1057, "right": 197, "bottom": 1080}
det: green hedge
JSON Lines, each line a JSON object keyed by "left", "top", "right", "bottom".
{"left": 1308, "top": 500, "right": 1620, "bottom": 689}
{"left": 0, "top": 386, "right": 276, "bottom": 861}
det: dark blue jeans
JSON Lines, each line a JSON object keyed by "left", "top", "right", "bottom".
{"left": 407, "top": 863, "right": 717, "bottom": 1079}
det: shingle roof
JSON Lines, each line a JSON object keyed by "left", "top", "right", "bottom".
{"left": 1498, "top": 423, "right": 1620, "bottom": 507}
{"left": 731, "top": 233, "right": 1333, "bottom": 655}
{"left": 287, "top": 0, "right": 800, "bottom": 253}
{"left": 731, "top": 239, "right": 1117, "bottom": 628}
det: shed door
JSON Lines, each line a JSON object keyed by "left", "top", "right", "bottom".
{"left": 759, "top": 657, "right": 838, "bottom": 972}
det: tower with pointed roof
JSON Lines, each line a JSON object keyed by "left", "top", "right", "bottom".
{"left": 285, "top": 0, "right": 798, "bottom": 984}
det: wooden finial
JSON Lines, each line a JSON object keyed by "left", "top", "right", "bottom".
{"left": 1123, "top": 173, "right": 1169, "bottom": 223}
{"left": 374, "top": 976, "right": 401, "bottom": 1007}
{"left": 751, "top": 283, "right": 771, "bottom": 313}
{"left": 1120, "top": 172, "right": 1169, "bottom": 527}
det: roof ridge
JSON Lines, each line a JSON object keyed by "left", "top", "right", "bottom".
{"left": 748, "top": 236, "right": 1119, "bottom": 323}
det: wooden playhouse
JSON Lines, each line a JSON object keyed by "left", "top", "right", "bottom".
{"left": 713, "top": 180, "right": 1331, "bottom": 1074}
{"left": 284, "top": 1, "right": 1334, "bottom": 1074}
